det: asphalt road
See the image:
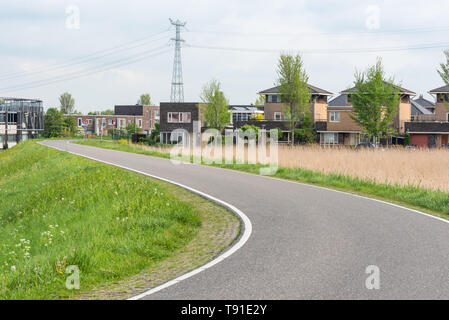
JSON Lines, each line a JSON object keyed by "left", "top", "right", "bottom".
{"left": 42, "top": 140, "right": 449, "bottom": 299}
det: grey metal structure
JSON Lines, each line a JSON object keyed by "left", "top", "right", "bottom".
{"left": 169, "top": 18, "right": 186, "bottom": 103}
{"left": 0, "top": 97, "right": 44, "bottom": 149}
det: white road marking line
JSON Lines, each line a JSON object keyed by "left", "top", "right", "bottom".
{"left": 39, "top": 141, "right": 253, "bottom": 300}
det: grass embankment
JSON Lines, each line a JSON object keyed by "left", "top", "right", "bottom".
{"left": 0, "top": 141, "right": 239, "bottom": 299}
{"left": 74, "top": 139, "right": 449, "bottom": 219}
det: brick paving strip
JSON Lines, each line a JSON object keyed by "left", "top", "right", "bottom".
{"left": 71, "top": 179, "right": 240, "bottom": 300}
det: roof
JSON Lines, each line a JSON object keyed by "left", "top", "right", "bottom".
{"left": 405, "top": 122, "right": 449, "bottom": 133}
{"left": 411, "top": 100, "right": 432, "bottom": 115}
{"left": 328, "top": 94, "right": 352, "bottom": 107}
{"left": 429, "top": 85, "right": 449, "bottom": 94}
{"left": 341, "top": 83, "right": 416, "bottom": 96}
{"left": 413, "top": 95, "right": 435, "bottom": 108}
{"left": 258, "top": 84, "right": 333, "bottom": 96}
{"left": 229, "top": 105, "right": 264, "bottom": 112}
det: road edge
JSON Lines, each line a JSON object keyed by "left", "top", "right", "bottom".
{"left": 38, "top": 141, "right": 253, "bottom": 300}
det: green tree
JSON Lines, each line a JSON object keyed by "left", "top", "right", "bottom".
{"left": 63, "top": 116, "right": 78, "bottom": 137}
{"left": 126, "top": 122, "right": 140, "bottom": 135}
{"left": 277, "top": 53, "right": 312, "bottom": 145}
{"left": 438, "top": 50, "right": 449, "bottom": 86}
{"left": 199, "top": 79, "right": 230, "bottom": 130}
{"left": 137, "top": 93, "right": 152, "bottom": 105}
{"left": 293, "top": 115, "right": 316, "bottom": 144}
{"left": 350, "top": 58, "right": 400, "bottom": 143}
{"left": 254, "top": 95, "right": 265, "bottom": 107}
{"left": 59, "top": 92, "right": 75, "bottom": 115}
{"left": 437, "top": 50, "right": 449, "bottom": 111}
{"left": 43, "top": 108, "right": 65, "bottom": 138}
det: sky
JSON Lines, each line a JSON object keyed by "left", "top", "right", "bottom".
{"left": 0, "top": 0, "right": 449, "bottom": 113}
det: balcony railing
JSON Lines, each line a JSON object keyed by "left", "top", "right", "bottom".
{"left": 410, "top": 114, "right": 437, "bottom": 122}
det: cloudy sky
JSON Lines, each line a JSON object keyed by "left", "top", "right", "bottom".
{"left": 1, "top": 0, "right": 449, "bottom": 113}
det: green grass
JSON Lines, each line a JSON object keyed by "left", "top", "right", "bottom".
{"left": 74, "top": 139, "right": 449, "bottom": 219}
{"left": 0, "top": 141, "right": 203, "bottom": 299}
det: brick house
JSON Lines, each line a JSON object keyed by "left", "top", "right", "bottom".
{"left": 159, "top": 102, "right": 200, "bottom": 144}
{"left": 317, "top": 85, "right": 415, "bottom": 145}
{"left": 71, "top": 104, "right": 159, "bottom": 136}
{"left": 405, "top": 85, "right": 449, "bottom": 148}
{"left": 258, "top": 84, "right": 333, "bottom": 123}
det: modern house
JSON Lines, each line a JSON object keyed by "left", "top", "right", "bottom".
{"left": 0, "top": 97, "right": 44, "bottom": 149}
{"left": 229, "top": 105, "right": 264, "bottom": 124}
{"left": 159, "top": 102, "right": 200, "bottom": 144}
{"left": 258, "top": 84, "right": 333, "bottom": 122}
{"left": 405, "top": 85, "right": 449, "bottom": 148}
{"left": 317, "top": 85, "right": 416, "bottom": 146}
{"left": 71, "top": 104, "right": 159, "bottom": 136}
{"left": 231, "top": 84, "right": 333, "bottom": 141}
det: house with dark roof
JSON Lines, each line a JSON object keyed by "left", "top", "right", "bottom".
{"left": 258, "top": 84, "right": 333, "bottom": 123}
{"left": 413, "top": 94, "right": 435, "bottom": 114}
{"left": 404, "top": 86, "right": 449, "bottom": 148}
{"left": 317, "top": 85, "right": 415, "bottom": 146}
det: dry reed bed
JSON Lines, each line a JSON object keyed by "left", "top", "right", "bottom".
{"left": 134, "top": 143, "right": 449, "bottom": 192}
{"left": 278, "top": 146, "right": 449, "bottom": 192}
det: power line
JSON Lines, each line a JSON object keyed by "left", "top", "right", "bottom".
{"left": 0, "top": 46, "right": 171, "bottom": 94}
{"left": 188, "top": 25, "right": 449, "bottom": 38}
{"left": 0, "top": 28, "right": 171, "bottom": 80}
{"left": 187, "top": 41, "right": 449, "bottom": 55}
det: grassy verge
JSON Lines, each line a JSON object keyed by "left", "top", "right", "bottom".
{"left": 74, "top": 139, "right": 449, "bottom": 219}
{"left": 0, "top": 141, "right": 240, "bottom": 299}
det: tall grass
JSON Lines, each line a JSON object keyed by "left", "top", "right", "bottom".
{"left": 0, "top": 141, "right": 201, "bottom": 299}
{"left": 74, "top": 139, "right": 449, "bottom": 217}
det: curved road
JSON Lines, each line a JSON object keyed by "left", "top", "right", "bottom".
{"left": 42, "top": 140, "right": 449, "bottom": 299}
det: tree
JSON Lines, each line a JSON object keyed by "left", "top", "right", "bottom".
{"left": 437, "top": 50, "right": 449, "bottom": 111}
{"left": 88, "top": 109, "right": 114, "bottom": 115}
{"left": 254, "top": 95, "right": 265, "bottom": 107}
{"left": 63, "top": 116, "right": 78, "bottom": 137}
{"left": 199, "top": 79, "right": 230, "bottom": 130}
{"left": 44, "top": 108, "right": 78, "bottom": 138}
{"left": 43, "top": 108, "right": 65, "bottom": 138}
{"left": 137, "top": 93, "right": 152, "bottom": 105}
{"left": 293, "top": 115, "right": 316, "bottom": 144}
{"left": 350, "top": 58, "right": 400, "bottom": 143}
{"left": 437, "top": 50, "right": 449, "bottom": 86}
{"left": 126, "top": 122, "right": 140, "bottom": 135}
{"left": 59, "top": 92, "right": 75, "bottom": 114}
{"left": 277, "top": 53, "right": 312, "bottom": 145}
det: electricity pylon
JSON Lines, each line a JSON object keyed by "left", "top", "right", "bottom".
{"left": 169, "top": 18, "right": 187, "bottom": 103}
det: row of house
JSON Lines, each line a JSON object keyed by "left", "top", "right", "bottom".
{"left": 158, "top": 84, "right": 449, "bottom": 148}
{"left": 71, "top": 105, "right": 160, "bottom": 136}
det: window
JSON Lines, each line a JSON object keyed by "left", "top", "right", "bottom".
{"left": 155, "top": 110, "right": 160, "bottom": 121}
{"left": 78, "top": 118, "right": 82, "bottom": 127}
{"left": 267, "top": 95, "right": 279, "bottom": 103}
{"left": 137, "top": 119, "right": 142, "bottom": 128}
{"left": 322, "top": 133, "right": 339, "bottom": 144}
{"left": 274, "top": 112, "right": 282, "bottom": 121}
{"left": 168, "top": 112, "right": 191, "bottom": 123}
{"left": 87, "top": 119, "right": 92, "bottom": 125}
{"left": 329, "top": 111, "right": 340, "bottom": 122}
{"left": 447, "top": 113, "right": 449, "bottom": 122}
{"left": 108, "top": 120, "right": 113, "bottom": 125}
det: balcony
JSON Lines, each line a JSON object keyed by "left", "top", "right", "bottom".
{"left": 410, "top": 114, "right": 437, "bottom": 122}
